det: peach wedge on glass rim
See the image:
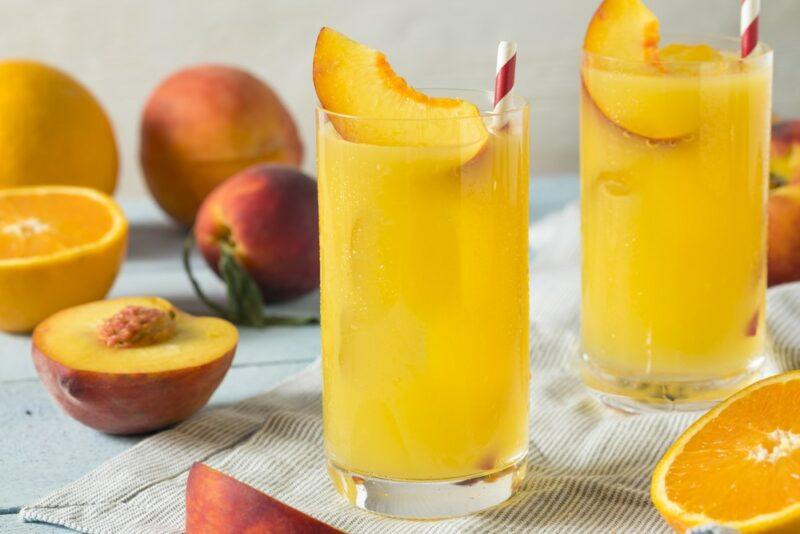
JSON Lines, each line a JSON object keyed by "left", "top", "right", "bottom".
{"left": 583, "top": 0, "right": 660, "bottom": 64}
{"left": 581, "top": 0, "right": 707, "bottom": 141}
{"left": 312, "top": 27, "right": 488, "bottom": 162}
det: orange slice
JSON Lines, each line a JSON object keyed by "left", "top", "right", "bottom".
{"left": 312, "top": 27, "right": 488, "bottom": 159}
{"left": 651, "top": 371, "right": 800, "bottom": 533}
{"left": 0, "top": 186, "right": 127, "bottom": 332}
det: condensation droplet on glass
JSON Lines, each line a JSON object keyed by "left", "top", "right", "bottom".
{"left": 600, "top": 179, "right": 631, "bottom": 197}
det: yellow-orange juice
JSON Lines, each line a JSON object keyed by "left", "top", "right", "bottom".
{"left": 318, "top": 105, "right": 529, "bottom": 483}
{"left": 580, "top": 41, "right": 772, "bottom": 409}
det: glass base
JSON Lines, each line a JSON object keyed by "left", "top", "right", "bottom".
{"left": 326, "top": 456, "right": 527, "bottom": 519}
{"left": 580, "top": 353, "right": 768, "bottom": 413}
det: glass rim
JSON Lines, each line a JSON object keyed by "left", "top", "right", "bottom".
{"left": 316, "top": 88, "right": 528, "bottom": 121}
{"left": 582, "top": 34, "right": 772, "bottom": 67}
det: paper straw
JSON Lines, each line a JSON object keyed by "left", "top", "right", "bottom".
{"left": 741, "top": 0, "right": 760, "bottom": 58}
{"left": 492, "top": 41, "right": 517, "bottom": 129}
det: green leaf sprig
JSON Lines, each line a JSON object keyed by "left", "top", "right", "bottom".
{"left": 183, "top": 233, "right": 318, "bottom": 327}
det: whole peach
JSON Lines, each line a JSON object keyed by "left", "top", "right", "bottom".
{"left": 140, "top": 65, "right": 303, "bottom": 226}
{"left": 768, "top": 184, "right": 800, "bottom": 286}
{"left": 195, "top": 164, "right": 318, "bottom": 302}
{"left": 771, "top": 120, "right": 800, "bottom": 187}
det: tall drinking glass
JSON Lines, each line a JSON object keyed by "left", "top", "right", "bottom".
{"left": 317, "top": 89, "right": 529, "bottom": 518}
{"left": 580, "top": 37, "right": 773, "bottom": 411}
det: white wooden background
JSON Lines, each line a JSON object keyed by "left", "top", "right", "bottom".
{"left": 0, "top": 0, "right": 797, "bottom": 198}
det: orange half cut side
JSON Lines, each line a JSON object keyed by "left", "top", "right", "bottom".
{"left": 0, "top": 186, "right": 127, "bottom": 332}
{"left": 652, "top": 371, "right": 800, "bottom": 533}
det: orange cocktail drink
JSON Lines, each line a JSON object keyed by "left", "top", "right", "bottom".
{"left": 314, "top": 28, "right": 530, "bottom": 518}
{"left": 580, "top": 0, "right": 772, "bottom": 410}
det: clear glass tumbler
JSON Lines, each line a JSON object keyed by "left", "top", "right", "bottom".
{"left": 580, "top": 37, "right": 773, "bottom": 412}
{"left": 317, "top": 89, "right": 530, "bottom": 518}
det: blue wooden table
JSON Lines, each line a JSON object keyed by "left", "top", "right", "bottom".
{"left": 0, "top": 176, "right": 578, "bottom": 533}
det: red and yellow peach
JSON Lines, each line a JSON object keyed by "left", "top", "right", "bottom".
{"left": 194, "top": 164, "right": 319, "bottom": 303}
{"left": 140, "top": 65, "right": 303, "bottom": 226}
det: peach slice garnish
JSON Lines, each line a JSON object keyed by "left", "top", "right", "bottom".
{"left": 582, "top": 0, "right": 703, "bottom": 141}
{"left": 313, "top": 27, "right": 488, "bottom": 161}
{"left": 583, "top": 0, "right": 660, "bottom": 64}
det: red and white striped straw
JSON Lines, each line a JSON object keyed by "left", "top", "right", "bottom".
{"left": 492, "top": 41, "right": 517, "bottom": 128}
{"left": 740, "top": 0, "right": 760, "bottom": 58}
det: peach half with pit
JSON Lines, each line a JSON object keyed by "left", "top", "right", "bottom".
{"left": 186, "top": 463, "right": 342, "bottom": 533}
{"left": 32, "top": 296, "right": 237, "bottom": 434}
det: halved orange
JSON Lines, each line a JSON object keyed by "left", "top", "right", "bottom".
{"left": 652, "top": 371, "right": 800, "bottom": 533}
{"left": 0, "top": 186, "right": 127, "bottom": 332}
{"left": 312, "top": 27, "right": 488, "bottom": 160}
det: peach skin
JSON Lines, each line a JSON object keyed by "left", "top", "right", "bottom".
{"left": 32, "top": 297, "right": 237, "bottom": 434}
{"left": 186, "top": 463, "right": 341, "bottom": 533}
{"left": 194, "top": 164, "right": 319, "bottom": 303}
{"left": 140, "top": 65, "right": 303, "bottom": 226}
{"left": 768, "top": 184, "right": 800, "bottom": 286}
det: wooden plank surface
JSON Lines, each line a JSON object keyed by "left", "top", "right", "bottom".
{"left": 0, "top": 514, "right": 64, "bottom": 533}
{"left": 0, "top": 176, "right": 578, "bottom": 532}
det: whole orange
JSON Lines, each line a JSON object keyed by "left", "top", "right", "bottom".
{"left": 0, "top": 60, "right": 118, "bottom": 193}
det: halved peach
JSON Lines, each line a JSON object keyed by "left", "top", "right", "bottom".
{"left": 313, "top": 27, "right": 487, "bottom": 161}
{"left": 32, "top": 296, "right": 237, "bottom": 434}
{"left": 582, "top": 0, "right": 702, "bottom": 141}
{"left": 186, "top": 463, "right": 341, "bottom": 533}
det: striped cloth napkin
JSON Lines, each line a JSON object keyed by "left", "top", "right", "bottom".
{"left": 20, "top": 204, "right": 800, "bottom": 533}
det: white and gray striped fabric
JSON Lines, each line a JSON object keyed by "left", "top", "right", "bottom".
{"left": 20, "top": 205, "right": 800, "bottom": 533}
